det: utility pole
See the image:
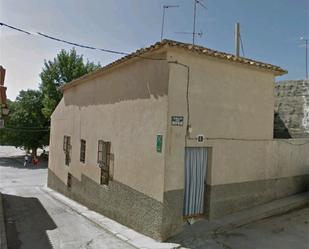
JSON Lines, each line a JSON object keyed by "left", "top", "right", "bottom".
{"left": 161, "top": 5, "right": 179, "bottom": 41}
{"left": 235, "top": 22, "right": 240, "bottom": 57}
{"left": 301, "top": 37, "right": 308, "bottom": 79}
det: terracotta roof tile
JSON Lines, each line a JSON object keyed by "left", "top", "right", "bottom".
{"left": 61, "top": 39, "right": 287, "bottom": 92}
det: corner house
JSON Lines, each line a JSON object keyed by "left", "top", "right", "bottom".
{"left": 48, "top": 40, "right": 309, "bottom": 240}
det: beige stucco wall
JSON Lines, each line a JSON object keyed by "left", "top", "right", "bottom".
{"left": 183, "top": 138, "right": 309, "bottom": 186}
{"left": 164, "top": 49, "right": 285, "bottom": 191}
{"left": 49, "top": 54, "right": 169, "bottom": 202}
{"left": 202, "top": 139, "right": 309, "bottom": 185}
{"left": 49, "top": 46, "right": 304, "bottom": 204}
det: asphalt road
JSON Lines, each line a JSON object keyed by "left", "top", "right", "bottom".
{"left": 1, "top": 146, "right": 308, "bottom": 249}
{"left": 0, "top": 147, "right": 136, "bottom": 249}
{"left": 172, "top": 207, "right": 309, "bottom": 249}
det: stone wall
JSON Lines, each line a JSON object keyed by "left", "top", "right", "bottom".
{"left": 274, "top": 80, "right": 309, "bottom": 138}
{"left": 47, "top": 169, "right": 184, "bottom": 241}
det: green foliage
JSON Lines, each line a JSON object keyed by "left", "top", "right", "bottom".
{"left": 0, "top": 48, "right": 100, "bottom": 154}
{"left": 40, "top": 48, "right": 100, "bottom": 118}
{"left": 0, "top": 90, "right": 49, "bottom": 154}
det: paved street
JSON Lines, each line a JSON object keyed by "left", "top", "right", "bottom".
{"left": 0, "top": 146, "right": 136, "bottom": 249}
{"left": 169, "top": 206, "right": 309, "bottom": 249}
{"left": 1, "top": 146, "right": 308, "bottom": 249}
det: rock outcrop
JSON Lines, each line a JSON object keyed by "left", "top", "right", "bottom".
{"left": 274, "top": 80, "right": 309, "bottom": 138}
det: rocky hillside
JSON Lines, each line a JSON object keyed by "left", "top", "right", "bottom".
{"left": 274, "top": 80, "right": 309, "bottom": 138}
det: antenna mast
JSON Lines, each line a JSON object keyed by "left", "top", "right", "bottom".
{"left": 235, "top": 22, "right": 240, "bottom": 57}
{"left": 161, "top": 5, "right": 179, "bottom": 41}
{"left": 192, "top": 0, "right": 207, "bottom": 45}
{"left": 301, "top": 37, "right": 308, "bottom": 79}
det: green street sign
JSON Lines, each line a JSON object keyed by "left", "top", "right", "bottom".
{"left": 156, "top": 135, "right": 163, "bottom": 153}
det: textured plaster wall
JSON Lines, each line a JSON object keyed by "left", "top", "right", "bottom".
{"left": 164, "top": 49, "right": 276, "bottom": 191}
{"left": 195, "top": 139, "right": 309, "bottom": 185}
{"left": 49, "top": 55, "right": 169, "bottom": 202}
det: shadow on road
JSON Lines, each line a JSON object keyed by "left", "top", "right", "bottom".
{"left": 0, "top": 156, "right": 48, "bottom": 170}
{"left": 3, "top": 193, "right": 57, "bottom": 249}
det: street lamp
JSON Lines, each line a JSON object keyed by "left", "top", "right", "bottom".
{"left": 2, "top": 106, "right": 9, "bottom": 115}
{"left": 160, "top": 5, "right": 179, "bottom": 41}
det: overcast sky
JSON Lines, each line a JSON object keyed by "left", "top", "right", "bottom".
{"left": 0, "top": 0, "right": 308, "bottom": 100}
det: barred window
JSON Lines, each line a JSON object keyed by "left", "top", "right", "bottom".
{"left": 97, "top": 140, "right": 111, "bottom": 185}
{"left": 80, "top": 139, "right": 86, "bottom": 163}
{"left": 63, "top": 136, "right": 71, "bottom": 166}
{"left": 67, "top": 173, "right": 72, "bottom": 189}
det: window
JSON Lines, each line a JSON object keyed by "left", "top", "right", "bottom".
{"left": 67, "top": 173, "right": 72, "bottom": 189}
{"left": 97, "top": 140, "right": 111, "bottom": 185}
{"left": 80, "top": 139, "right": 86, "bottom": 163}
{"left": 63, "top": 136, "right": 71, "bottom": 166}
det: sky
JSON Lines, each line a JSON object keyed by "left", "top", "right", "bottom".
{"left": 0, "top": 0, "right": 308, "bottom": 100}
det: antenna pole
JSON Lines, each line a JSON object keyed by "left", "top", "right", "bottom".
{"left": 161, "top": 7, "right": 166, "bottom": 41}
{"left": 193, "top": 1, "right": 197, "bottom": 45}
{"left": 305, "top": 39, "right": 308, "bottom": 79}
{"left": 301, "top": 37, "right": 308, "bottom": 79}
{"left": 235, "top": 22, "right": 240, "bottom": 57}
{"left": 160, "top": 5, "right": 179, "bottom": 41}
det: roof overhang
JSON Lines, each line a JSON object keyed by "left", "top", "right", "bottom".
{"left": 60, "top": 39, "right": 287, "bottom": 93}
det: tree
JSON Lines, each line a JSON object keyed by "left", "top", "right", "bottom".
{"left": 0, "top": 90, "right": 49, "bottom": 156}
{"left": 0, "top": 48, "right": 100, "bottom": 154}
{"left": 40, "top": 48, "right": 100, "bottom": 118}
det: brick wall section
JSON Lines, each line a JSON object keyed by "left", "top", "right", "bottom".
{"left": 274, "top": 80, "right": 309, "bottom": 138}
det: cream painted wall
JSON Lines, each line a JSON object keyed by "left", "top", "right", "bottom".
{"left": 164, "top": 49, "right": 285, "bottom": 191}
{"left": 185, "top": 139, "right": 309, "bottom": 186}
{"left": 167, "top": 49, "right": 275, "bottom": 140}
{"left": 49, "top": 55, "right": 169, "bottom": 202}
{"left": 49, "top": 46, "right": 303, "bottom": 204}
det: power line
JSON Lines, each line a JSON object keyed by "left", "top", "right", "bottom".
{"left": 0, "top": 22, "right": 31, "bottom": 35}
{"left": 0, "top": 22, "right": 164, "bottom": 61}
{"left": 37, "top": 32, "right": 127, "bottom": 56}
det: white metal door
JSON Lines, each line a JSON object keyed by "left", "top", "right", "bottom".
{"left": 183, "top": 147, "right": 208, "bottom": 217}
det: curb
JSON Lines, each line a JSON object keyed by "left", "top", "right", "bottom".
{"left": 170, "top": 191, "right": 309, "bottom": 244}
{"left": 213, "top": 191, "right": 309, "bottom": 235}
{"left": 41, "top": 187, "right": 182, "bottom": 249}
{"left": 0, "top": 193, "right": 7, "bottom": 249}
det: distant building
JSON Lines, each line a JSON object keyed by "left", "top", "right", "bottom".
{"left": 274, "top": 80, "right": 309, "bottom": 138}
{"left": 48, "top": 40, "right": 309, "bottom": 240}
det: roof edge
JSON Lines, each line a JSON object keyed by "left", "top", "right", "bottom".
{"left": 60, "top": 39, "right": 287, "bottom": 92}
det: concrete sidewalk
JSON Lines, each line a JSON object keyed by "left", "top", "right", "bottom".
{"left": 42, "top": 186, "right": 181, "bottom": 249}
{"left": 43, "top": 184, "right": 308, "bottom": 249}
{"left": 169, "top": 191, "right": 309, "bottom": 247}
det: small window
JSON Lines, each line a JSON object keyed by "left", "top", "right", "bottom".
{"left": 97, "top": 140, "right": 111, "bottom": 185}
{"left": 98, "top": 140, "right": 104, "bottom": 164}
{"left": 80, "top": 139, "right": 86, "bottom": 163}
{"left": 63, "top": 136, "right": 71, "bottom": 166}
{"left": 67, "top": 173, "right": 72, "bottom": 189}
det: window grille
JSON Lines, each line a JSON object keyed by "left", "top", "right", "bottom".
{"left": 63, "top": 136, "right": 71, "bottom": 166}
{"left": 67, "top": 173, "right": 72, "bottom": 189}
{"left": 97, "top": 140, "right": 111, "bottom": 185}
{"left": 80, "top": 139, "right": 86, "bottom": 163}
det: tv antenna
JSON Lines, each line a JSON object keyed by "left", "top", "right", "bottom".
{"left": 160, "top": 5, "right": 179, "bottom": 41}
{"left": 192, "top": 0, "right": 207, "bottom": 45}
{"left": 175, "top": 30, "right": 203, "bottom": 39}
